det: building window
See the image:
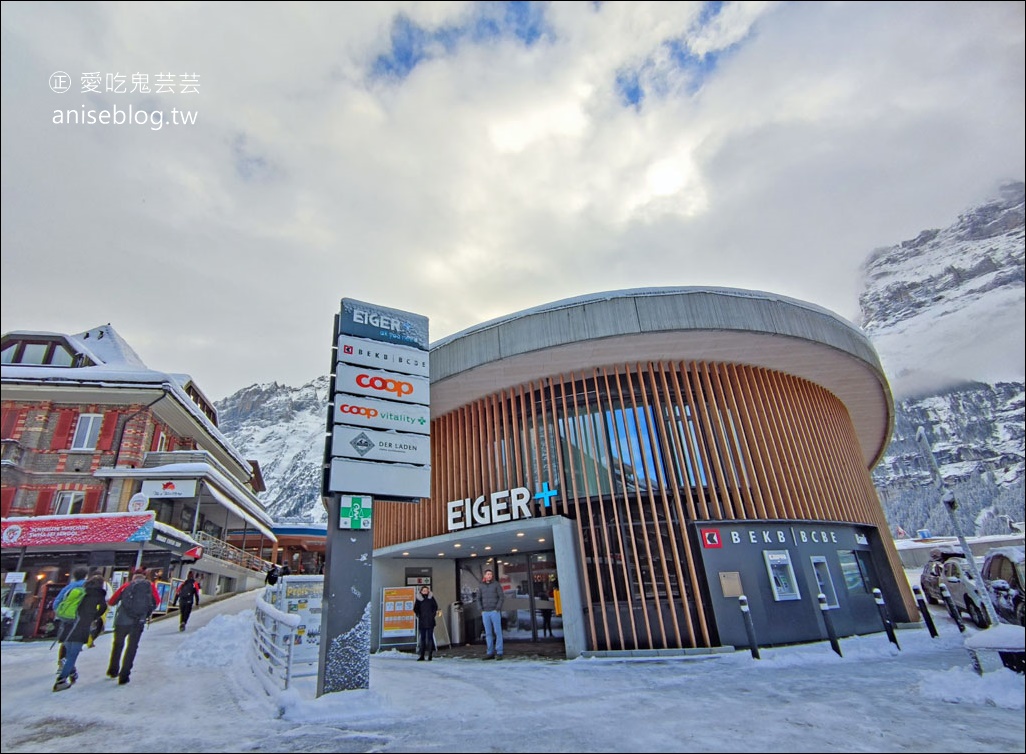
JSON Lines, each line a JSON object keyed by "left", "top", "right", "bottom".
{"left": 811, "top": 556, "right": 839, "bottom": 608}
{"left": 54, "top": 491, "right": 85, "bottom": 515}
{"left": 1, "top": 339, "right": 76, "bottom": 366}
{"left": 155, "top": 431, "right": 168, "bottom": 452}
{"left": 838, "top": 550, "right": 869, "bottom": 594}
{"left": 71, "top": 413, "right": 103, "bottom": 450}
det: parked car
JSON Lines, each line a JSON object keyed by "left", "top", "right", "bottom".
{"left": 940, "top": 557, "right": 990, "bottom": 628}
{"left": 980, "top": 546, "right": 1026, "bottom": 626}
{"left": 919, "top": 545, "right": 965, "bottom": 604}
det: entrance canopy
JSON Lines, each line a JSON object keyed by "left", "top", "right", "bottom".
{"left": 374, "top": 514, "right": 566, "bottom": 560}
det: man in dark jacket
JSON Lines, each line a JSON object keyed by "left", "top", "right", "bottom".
{"left": 414, "top": 586, "right": 438, "bottom": 661}
{"left": 477, "top": 569, "right": 505, "bottom": 660}
{"left": 53, "top": 574, "right": 108, "bottom": 691}
{"left": 265, "top": 565, "right": 280, "bottom": 586}
{"left": 106, "top": 568, "right": 158, "bottom": 685}
{"left": 175, "top": 572, "right": 201, "bottom": 632}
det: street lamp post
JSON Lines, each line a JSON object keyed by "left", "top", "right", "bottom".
{"left": 915, "top": 426, "right": 1000, "bottom": 627}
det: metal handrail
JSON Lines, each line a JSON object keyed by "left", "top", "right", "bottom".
{"left": 192, "top": 531, "right": 271, "bottom": 573}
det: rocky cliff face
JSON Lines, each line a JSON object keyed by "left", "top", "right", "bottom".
{"left": 859, "top": 182, "right": 1024, "bottom": 535}
{"left": 215, "top": 184, "right": 1025, "bottom": 535}
{"left": 216, "top": 378, "right": 330, "bottom": 523}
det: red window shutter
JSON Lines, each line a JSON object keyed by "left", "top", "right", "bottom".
{"left": 97, "top": 412, "right": 119, "bottom": 451}
{"left": 52, "top": 410, "right": 76, "bottom": 450}
{"left": 1, "top": 408, "right": 20, "bottom": 439}
{"left": 150, "top": 427, "right": 162, "bottom": 452}
{"left": 1, "top": 487, "right": 15, "bottom": 517}
{"left": 34, "top": 489, "right": 55, "bottom": 516}
{"left": 82, "top": 488, "right": 102, "bottom": 514}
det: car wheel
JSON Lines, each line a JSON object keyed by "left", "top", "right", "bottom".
{"left": 1016, "top": 601, "right": 1025, "bottom": 627}
{"left": 925, "top": 591, "right": 938, "bottom": 605}
{"left": 967, "top": 598, "right": 989, "bottom": 629}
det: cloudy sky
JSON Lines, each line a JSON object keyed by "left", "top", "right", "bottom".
{"left": 2, "top": 2, "right": 1023, "bottom": 401}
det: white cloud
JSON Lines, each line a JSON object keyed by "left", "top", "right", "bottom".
{"left": 2, "top": 1, "right": 1023, "bottom": 399}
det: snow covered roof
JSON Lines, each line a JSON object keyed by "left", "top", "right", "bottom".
{"left": 1, "top": 324, "right": 248, "bottom": 472}
{"left": 93, "top": 462, "right": 276, "bottom": 534}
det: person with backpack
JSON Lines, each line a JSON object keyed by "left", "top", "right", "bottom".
{"left": 264, "top": 564, "right": 280, "bottom": 586}
{"left": 174, "top": 572, "right": 201, "bottom": 632}
{"left": 52, "top": 567, "right": 88, "bottom": 674}
{"left": 106, "top": 568, "right": 158, "bottom": 685}
{"left": 53, "top": 574, "right": 108, "bottom": 692}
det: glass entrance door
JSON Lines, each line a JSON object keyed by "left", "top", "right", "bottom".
{"left": 457, "top": 551, "right": 561, "bottom": 645}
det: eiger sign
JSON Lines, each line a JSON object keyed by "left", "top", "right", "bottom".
{"left": 340, "top": 299, "right": 429, "bottom": 351}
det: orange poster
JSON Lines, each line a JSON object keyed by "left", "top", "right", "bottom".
{"left": 381, "top": 586, "right": 416, "bottom": 638}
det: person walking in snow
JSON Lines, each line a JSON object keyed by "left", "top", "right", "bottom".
{"left": 174, "top": 572, "right": 201, "bottom": 632}
{"left": 414, "top": 585, "right": 438, "bottom": 661}
{"left": 106, "top": 568, "right": 158, "bottom": 685}
{"left": 264, "top": 564, "right": 280, "bottom": 586}
{"left": 52, "top": 566, "right": 88, "bottom": 673}
{"left": 53, "top": 574, "right": 108, "bottom": 692}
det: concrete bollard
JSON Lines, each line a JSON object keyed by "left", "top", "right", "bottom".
{"left": 818, "top": 593, "right": 843, "bottom": 657}
{"left": 872, "top": 588, "right": 901, "bottom": 650}
{"left": 738, "top": 595, "right": 760, "bottom": 660}
{"left": 939, "top": 582, "right": 966, "bottom": 633}
{"left": 911, "top": 584, "right": 939, "bottom": 638}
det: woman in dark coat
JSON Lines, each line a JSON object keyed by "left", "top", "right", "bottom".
{"left": 53, "top": 574, "right": 107, "bottom": 691}
{"left": 414, "top": 586, "right": 438, "bottom": 661}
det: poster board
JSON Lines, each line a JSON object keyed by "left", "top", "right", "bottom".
{"left": 283, "top": 577, "right": 324, "bottom": 663}
{"left": 170, "top": 578, "right": 184, "bottom": 608}
{"left": 154, "top": 581, "right": 173, "bottom": 613}
{"left": 380, "top": 586, "right": 416, "bottom": 647}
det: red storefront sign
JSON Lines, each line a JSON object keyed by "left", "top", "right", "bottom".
{"left": 1, "top": 513, "right": 155, "bottom": 547}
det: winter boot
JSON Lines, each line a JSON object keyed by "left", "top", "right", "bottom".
{"left": 417, "top": 651, "right": 425, "bottom": 661}
{"left": 427, "top": 650, "right": 433, "bottom": 661}
{"left": 52, "top": 678, "right": 73, "bottom": 692}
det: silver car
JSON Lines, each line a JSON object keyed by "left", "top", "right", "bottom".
{"left": 940, "top": 557, "right": 990, "bottom": 628}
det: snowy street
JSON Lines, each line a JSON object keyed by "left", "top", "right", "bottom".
{"left": 1, "top": 587, "right": 1023, "bottom": 753}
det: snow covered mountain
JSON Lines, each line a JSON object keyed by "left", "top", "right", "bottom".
{"left": 859, "top": 181, "right": 1024, "bottom": 535}
{"left": 215, "top": 378, "right": 331, "bottom": 524}
{"left": 858, "top": 181, "right": 1024, "bottom": 399}
{"left": 215, "top": 183, "right": 1025, "bottom": 535}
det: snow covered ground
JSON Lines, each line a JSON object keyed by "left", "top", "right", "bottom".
{"left": 1, "top": 583, "right": 1023, "bottom": 753}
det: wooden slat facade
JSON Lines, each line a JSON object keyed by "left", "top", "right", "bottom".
{"left": 373, "top": 361, "right": 917, "bottom": 651}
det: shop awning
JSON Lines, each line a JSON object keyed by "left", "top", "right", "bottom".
{"left": 204, "top": 484, "right": 277, "bottom": 541}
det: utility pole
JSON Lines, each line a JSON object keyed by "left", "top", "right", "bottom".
{"left": 915, "top": 426, "right": 1000, "bottom": 627}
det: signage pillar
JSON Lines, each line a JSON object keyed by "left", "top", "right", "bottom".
{"left": 317, "top": 501, "right": 373, "bottom": 694}
{"left": 317, "top": 299, "right": 430, "bottom": 695}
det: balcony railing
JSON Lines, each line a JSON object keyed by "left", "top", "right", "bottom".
{"left": 193, "top": 531, "right": 270, "bottom": 573}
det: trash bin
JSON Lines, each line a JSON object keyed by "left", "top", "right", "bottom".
{"left": 450, "top": 602, "right": 464, "bottom": 645}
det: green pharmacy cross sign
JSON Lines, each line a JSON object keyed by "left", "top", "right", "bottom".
{"left": 340, "top": 495, "right": 373, "bottom": 530}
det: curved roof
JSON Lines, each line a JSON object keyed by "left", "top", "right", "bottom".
{"left": 430, "top": 287, "right": 893, "bottom": 468}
